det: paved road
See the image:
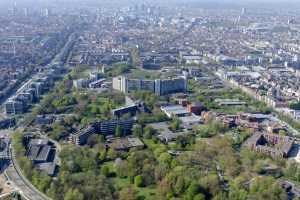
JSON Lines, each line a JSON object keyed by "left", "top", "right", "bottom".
{"left": 5, "top": 147, "right": 51, "bottom": 200}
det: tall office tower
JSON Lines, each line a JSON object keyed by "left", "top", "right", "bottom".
{"left": 41, "top": 8, "right": 50, "bottom": 17}
{"left": 9, "top": 2, "right": 18, "bottom": 16}
{"left": 23, "top": 8, "right": 28, "bottom": 17}
{"left": 241, "top": 8, "right": 246, "bottom": 16}
{"left": 45, "top": 8, "right": 49, "bottom": 17}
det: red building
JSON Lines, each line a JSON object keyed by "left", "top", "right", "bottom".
{"left": 187, "top": 102, "right": 205, "bottom": 115}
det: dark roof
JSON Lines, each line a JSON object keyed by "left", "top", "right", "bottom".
{"left": 27, "top": 145, "right": 51, "bottom": 162}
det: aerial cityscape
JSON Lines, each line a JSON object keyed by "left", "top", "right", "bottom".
{"left": 1, "top": 0, "right": 300, "bottom": 199}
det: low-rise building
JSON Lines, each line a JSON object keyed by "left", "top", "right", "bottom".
{"left": 5, "top": 98, "right": 25, "bottom": 115}
{"left": 161, "top": 105, "right": 190, "bottom": 118}
{"left": 106, "top": 137, "right": 144, "bottom": 151}
{"left": 244, "top": 133, "right": 294, "bottom": 158}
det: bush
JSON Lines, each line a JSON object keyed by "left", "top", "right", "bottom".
{"left": 101, "top": 165, "right": 110, "bottom": 177}
{"left": 134, "top": 175, "right": 144, "bottom": 187}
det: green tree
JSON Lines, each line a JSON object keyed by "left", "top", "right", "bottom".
{"left": 115, "top": 159, "right": 129, "bottom": 178}
{"left": 170, "top": 117, "right": 181, "bottom": 131}
{"left": 64, "top": 188, "right": 84, "bottom": 200}
{"left": 119, "top": 187, "right": 138, "bottom": 200}
{"left": 133, "top": 124, "right": 143, "bottom": 137}
{"left": 186, "top": 182, "right": 202, "bottom": 200}
{"left": 193, "top": 193, "right": 206, "bottom": 200}
{"left": 249, "top": 176, "right": 287, "bottom": 200}
{"left": 134, "top": 175, "right": 144, "bottom": 187}
{"left": 143, "top": 126, "right": 156, "bottom": 139}
{"left": 115, "top": 125, "right": 122, "bottom": 137}
{"left": 279, "top": 129, "right": 287, "bottom": 136}
{"left": 101, "top": 165, "right": 110, "bottom": 177}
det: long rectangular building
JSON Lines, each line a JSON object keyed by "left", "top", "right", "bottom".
{"left": 112, "top": 76, "right": 187, "bottom": 96}
{"left": 69, "top": 119, "right": 135, "bottom": 145}
{"left": 93, "top": 119, "right": 135, "bottom": 136}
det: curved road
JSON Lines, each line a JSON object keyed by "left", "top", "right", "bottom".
{"left": 5, "top": 147, "right": 52, "bottom": 200}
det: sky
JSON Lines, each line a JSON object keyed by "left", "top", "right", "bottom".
{"left": 1, "top": 0, "right": 300, "bottom": 9}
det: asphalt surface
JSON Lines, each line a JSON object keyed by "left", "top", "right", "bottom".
{"left": 5, "top": 148, "right": 51, "bottom": 200}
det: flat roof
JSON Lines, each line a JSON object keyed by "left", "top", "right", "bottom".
{"left": 161, "top": 105, "right": 189, "bottom": 116}
{"left": 179, "top": 115, "right": 201, "bottom": 124}
{"left": 128, "top": 137, "right": 144, "bottom": 147}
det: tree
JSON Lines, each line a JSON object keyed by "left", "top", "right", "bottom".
{"left": 279, "top": 130, "right": 287, "bottom": 136}
{"left": 186, "top": 182, "right": 202, "bottom": 200}
{"left": 170, "top": 117, "right": 181, "bottom": 131}
{"left": 115, "top": 159, "right": 129, "bottom": 178}
{"left": 193, "top": 193, "right": 206, "bottom": 200}
{"left": 174, "top": 176, "right": 186, "bottom": 195}
{"left": 284, "top": 161, "right": 300, "bottom": 181}
{"left": 99, "top": 149, "right": 107, "bottom": 162}
{"left": 133, "top": 124, "right": 143, "bottom": 137}
{"left": 101, "top": 165, "right": 110, "bottom": 177}
{"left": 64, "top": 188, "right": 84, "bottom": 200}
{"left": 176, "top": 135, "right": 191, "bottom": 148}
{"left": 87, "top": 134, "right": 101, "bottom": 147}
{"left": 127, "top": 151, "right": 156, "bottom": 180}
{"left": 158, "top": 152, "right": 172, "bottom": 169}
{"left": 213, "top": 192, "right": 228, "bottom": 200}
{"left": 143, "top": 126, "right": 156, "bottom": 139}
{"left": 119, "top": 187, "right": 138, "bottom": 200}
{"left": 249, "top": 176, "right": 287, "bottom": 200}
{"left": 115, "top": 125, "right": 122, "bottom": 137}
{"left": 289, "top": 102, "right": 300, "bottom": 110}
{"left": 134, "top": 175, "right": 144, "bottom": 187}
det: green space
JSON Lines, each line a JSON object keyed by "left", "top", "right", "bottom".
{"left": 188, "top": 79, "right": 272, "bottom": 115}
{"left": 12, "top": 65, "right": 300, "bottom": 200}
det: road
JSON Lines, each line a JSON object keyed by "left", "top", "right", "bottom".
{"left": 5, "top": 147, "right": 51, "bottom": 200}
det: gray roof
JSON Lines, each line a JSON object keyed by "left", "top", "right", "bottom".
{"left": 29, "top": 139, "right": 49, "bottom": 146}
{"left": 27, "top": 145, "right": 51, "bottom": 162}
{"left": 0, "top": 138, "right": 10, "bottom": 159}
{"left": 35, "top": 162, "right": 56, "bottom": 176}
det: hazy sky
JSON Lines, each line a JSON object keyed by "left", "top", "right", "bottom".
{"left": 1, "top": 0, "right": 300, "bottom": 9}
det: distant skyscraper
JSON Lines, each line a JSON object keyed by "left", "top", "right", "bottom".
{"left": 45, "top": 8, "right": 49, "bottom": 17}
{"left": 41, "top": 8, "right": 50, "bottom": 17}
{"left": 23, "top": 8, "right": 28, "bottom": 17}
{"left": 241, "top": 8, "right": 246, "bottom": 16}
{"left": 236, "top": 8, "right": 246, "bottom": 26}
{"left": 9, "top": 2, "right": 18, "bottom": 16}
